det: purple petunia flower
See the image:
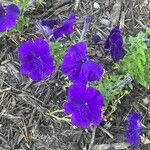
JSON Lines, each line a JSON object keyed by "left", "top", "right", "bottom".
{"left": 53, "top": 13, "right": 76, "bottom": 40}
{"left": 64, "top": 84, "right": 104, "bottom": 128}
{"left": 18, "top": 38, "right": 55, "bottom": 81}
{"left": 104, "top": 26, "right": 126, "bottom": 62}
{"left": 61, "top": 42, "right": 104, "bottom": 83}
{"left": 0, "top": 3, "right": 20, "bottom": 32}
{"left": 124, "top": 112, "right": 144, "bottom": 146}
{"left": 36, "top": 13, "right": 76, "bottom": 40}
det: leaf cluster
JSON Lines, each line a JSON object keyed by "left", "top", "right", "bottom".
{"left": 97, "top": 74, "right": 125, "bottom": 107}
{"left": 119, "top": 31, "right": 150, "bottom": 88}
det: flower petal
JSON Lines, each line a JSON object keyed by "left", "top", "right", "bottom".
{"left": 5, "top": 4, "right": 20, "bottom": 28}
{"left": 61, "top": 42, "right": 87, "bottom": 82}
{"left": 80, "top": 60, "right": 104, "bottom": 82}
{"left": 64, "top": 84, "right": 104, "bottom": 128}
{"left": 0, "top": 4, "right": 6, "bottom": 32}
{"left": 124, "top": 112, "right": 144, "bottom": 146}
{"left": 53, "top": 13, "right": 76, "bottom": 39}
{"left": 71, "top": 112, "right": 90, "bottom": 128}
{"left": 104, "top": 26, "right": 126, "bottom": 62}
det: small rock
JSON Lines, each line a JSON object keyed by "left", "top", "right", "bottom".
{"left": 142, "top": 97, "right": 149, "bottom": 105}
{"left": 100, "top": 18, "right": 110, "bottom": 26}
{"left": 94, "top": 2, "right": 100, "bottom": 9}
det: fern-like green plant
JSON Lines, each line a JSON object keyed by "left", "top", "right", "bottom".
{"left": 97, "top": 74, "right": 125, "bottom": 107}
{"left": 119, "top": 31, "right": 150, "bottom": 88}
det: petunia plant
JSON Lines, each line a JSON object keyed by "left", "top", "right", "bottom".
{"left": 61, "top": 42, "right": 104, "bottom": 83}
{"left": 64, "top": 84, "right": 104, "bottom": 128}
{"left": 18, "top": 38, "right": 55, "bottom": 81}
{"left": 124, "top": 112, "right": 144, "bottom": 146}
{"left": 0, "top": 3, "right": 20, "bottom": 32}
{"left": 104, "top": 26, "right": 126, "bottom": 62}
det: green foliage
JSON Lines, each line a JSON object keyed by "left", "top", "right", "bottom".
{"left": 12, "top": 0, "right": 45, "bottom": 11}
{"left": 50, "top": 42, "right": 66, "bottom": 67}
{"left": 119, "top": 31, "right": 150, "bottom": 88}
{"left": 12, "top": 0, "right": 29, "bottom": 12}
{"left": 97, "top": 74, "right": 125, "bottom": 107}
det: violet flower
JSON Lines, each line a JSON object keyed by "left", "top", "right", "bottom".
{"left": 53, "top": 13, "right": 76, "bottom": 40}
{"left": 36, "top": 13, "right": 76, "bottom": 40}
{"left": 125, "top": 112, "right": 144, "bottom": 146}
{"left": 104, "top": 26, "right": 126, "bottom": 62}
{"left": 18, "top": 38, "right": 55, "bottom": 81}
{"left": 64, "top": 84, "right": 104, "bottom": 128}
{"left": 61, "top": 42, "right": 104, "bottom": 83}
{"left": 0, "top": 3, "right": 20, "bottom": 32}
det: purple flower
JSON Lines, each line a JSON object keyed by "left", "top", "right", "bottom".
{"left": 18, "top": 38, "right": 55, "bottom": 81}
{"left": 104, "top": 26, "right": 126, "bottom": 62}
{"left": 125, "top": 112, "right": 144, "bottom": 146}
{"left": 64, "top": 84, "right": 104, "bottom": 128}
{"left": 61, "top": 42, "right": 104, "bottom": 83}
{"left": 36, "top": 13, "right": 76, "bottom": 40}
{"left": 0, "top": 3, "right": 20, "bottom": 32}
{"left": 53, "top": 13, "right": 76, "bottom": 40}
{"left": 92, "top": 34, "right": 101, "bottom": 44}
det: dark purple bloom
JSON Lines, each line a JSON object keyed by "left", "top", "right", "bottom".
{"left": 18, "top": 38, "right": 55, "bottom": 81}
{"left": 61, "top": 42, "right": 104, "bottom": 83}
{"left": 36, "top": 13, "right": 76, "bottom": 40}
{"left": 125, "top": 112, "right": 144, "bottom": 146}
{"left": 92, "top": 34, "right": 101, "bottom": 44}
{"left": 0, "top": 3, "right": 20, "bottom": 32}
{"left": 104, "top": 26, "right": 126, "bottom": 62}
{"left": 64, "top": 84, "right": 104, "bottom": 128}
{"left": 53, "top": 13, "right": 76, "bottom": 39}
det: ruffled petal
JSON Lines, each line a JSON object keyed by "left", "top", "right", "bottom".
{"left": 104, "top": 26, "right": 126, "bottom": 62}
{"left": 80, "top": 60, "right": 104, "bottom": 82}
{"left": 53, "top": 13, "right": 76, "bottom": 39}
{"left": 110, "top": 44, "right": 126, "bottom": 62}
{"left": 124, "top": 112, "right": 144, "bottom": 146}
{"left": 61, "top": 42, "right": 87, "bottom": 82}
{"left": 71, "top": 112, "right": 90, "bottom": 128}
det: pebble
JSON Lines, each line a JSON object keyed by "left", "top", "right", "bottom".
{"left": 100, "top": 18, "right": 110, "bottom": 26}
{"left": 94, "top": 2, "right": 100, "bottom": 9}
